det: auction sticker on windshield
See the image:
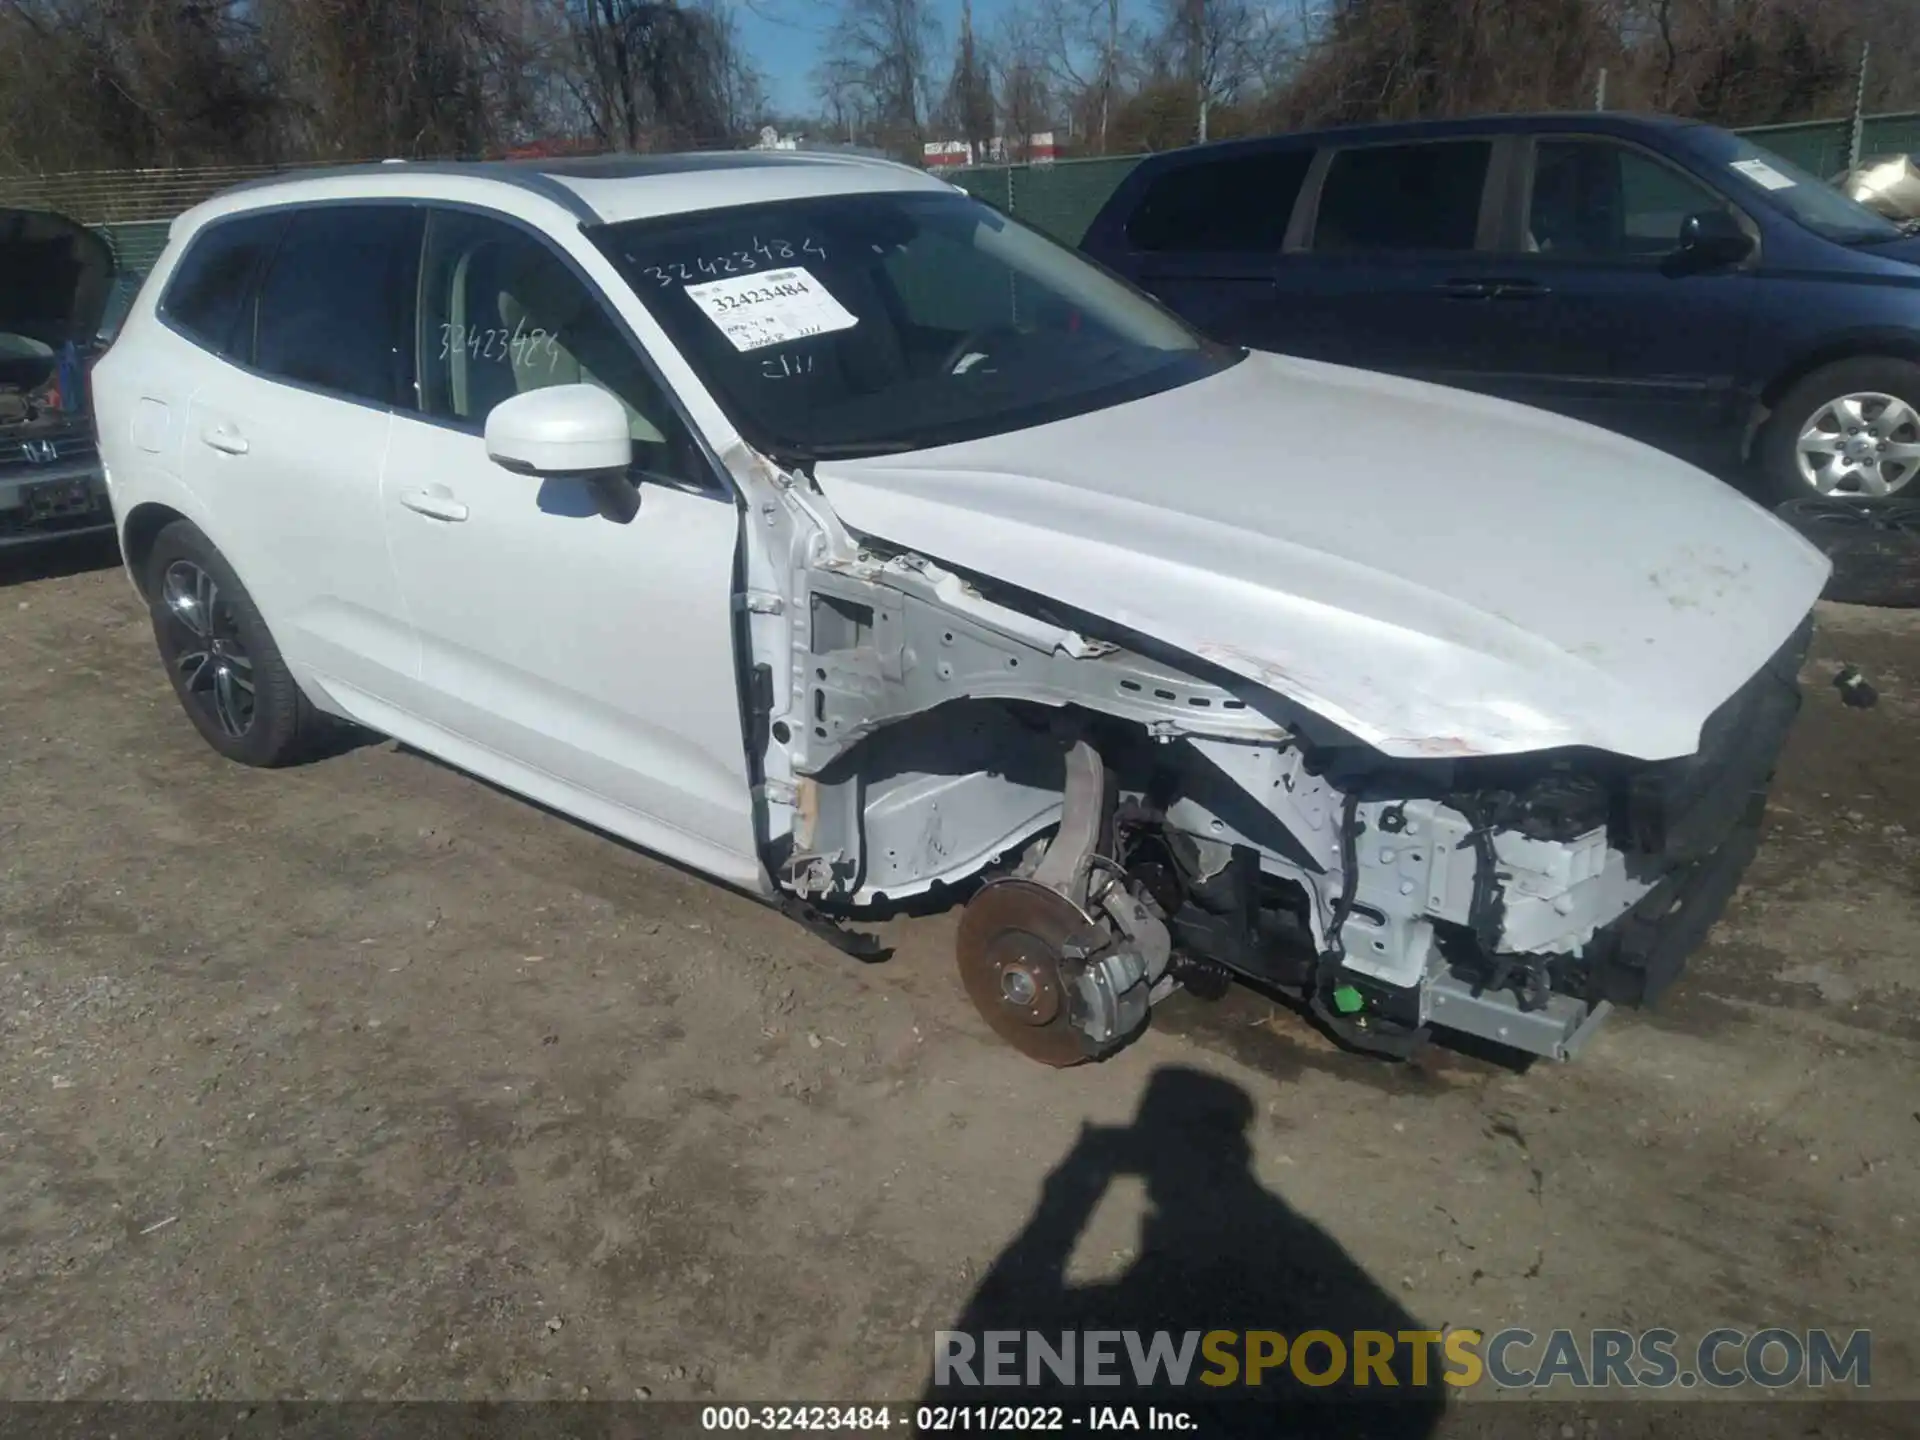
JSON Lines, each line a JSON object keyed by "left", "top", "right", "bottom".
{"left": 1730, "top": 157, "right": 1797, "bottom": 191}
{"left": 684, "top": 267, "right": 858, "bottom": 352}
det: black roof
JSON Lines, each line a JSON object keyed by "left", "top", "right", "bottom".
{"left": 1128, "top": 110, "right": 1711, "bottom": 168}
{"left": 217, "top": 148, "right": 910, "bottom": 222}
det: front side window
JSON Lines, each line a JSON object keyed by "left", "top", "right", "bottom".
{"left": 415, "top": 209, "right": 700, "bottom": 481}
{"left": 595, "top": 189, "right": 1228, "bottom": 460}
{"left": 251, "top": 205, "right": 421, "bottom": 405}
{"left": 1125, "top": 149, "right": 1313, "bottom": 253}
{"left": 160, "top": 212, "right": 287, "bottom": 356}
{"left": 1312, "top": 141, "right": 1492, "bottom": 253}
{"left": 1525, "top": 140, "right": 1731, "bottom": 257}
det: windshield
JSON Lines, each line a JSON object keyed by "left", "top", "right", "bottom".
{"left": 594, "top": 190, "right": 1231, "bottom": 460}
{"left": 1686, "top": 129, "right": 1905, "bottom": 245}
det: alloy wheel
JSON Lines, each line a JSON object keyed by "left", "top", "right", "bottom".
{"left": 161, "top": 559, "right": 256, "bottom": 738}
{"left": 1794, "top": 391, "right": 1920, "bottom": 496}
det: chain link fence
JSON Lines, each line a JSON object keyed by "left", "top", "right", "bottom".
{"left": 0, "top": 159, "right": 358, "bottom": 283}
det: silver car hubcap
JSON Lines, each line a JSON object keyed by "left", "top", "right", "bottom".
{"left": 162, "top": 559, "right": 256, "bottom": 738}
{"left": 1795, "top": 391, "right": 1920, "bottom": 496}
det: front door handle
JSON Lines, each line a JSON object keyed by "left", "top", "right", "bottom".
{"left": 1488, "top": 280, "right": 1552, "bottom": 300}
{"left": 399, "top": 487, "right": 469, "bottom": 523}
{"left": 1435, "top": 279, "right": 1492, "bottom": 300}
{"left": 200, "top": 425, "right": 249, "bottom": 455}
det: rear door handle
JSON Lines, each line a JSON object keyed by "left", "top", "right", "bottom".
{"left": 200, "top": 425, "right": 249, "bottom": 455}
{"left": 399, "top": 487, "right": 469, "bottom": 523}
{"left": 1435, "top": 279, "right": 1492, "bottom": 300}
{"left": 1488, "top": 280, "right": 1552, "bottom": 300}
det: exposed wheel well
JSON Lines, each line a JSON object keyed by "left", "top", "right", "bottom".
{"left": 119, "top": 502, "right": 189, "bottom": 598}
{"left": 1759, "top": 339, "right": 1920, "bottom": 411}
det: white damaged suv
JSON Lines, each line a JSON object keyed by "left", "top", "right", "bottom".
{"left": 91, "top": 152, "right": 1829, "bottom": 1065}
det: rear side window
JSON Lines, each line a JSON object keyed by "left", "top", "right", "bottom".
{"left": 160, "top": 213, "right": 286, "bottom": 355}
{"left": 1124, "top": 150, "right": 1313, "bottom": 253}
{"left": 1312, "top": 141, "right": 1493, "bottom": 253}
{"left": 250, "top": 206, "right": 422, "bottom": 406}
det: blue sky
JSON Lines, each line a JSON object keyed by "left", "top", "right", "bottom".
{"left": 736, "top": 0, "right": 1035, "bottom": 120}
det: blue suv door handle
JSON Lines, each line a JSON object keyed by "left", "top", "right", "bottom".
{"left": 1436, "top": 279, "right": 1492, "bottom": 299}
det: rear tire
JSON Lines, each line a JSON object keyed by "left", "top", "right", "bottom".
{"left": 1755, "top": 356, "right": 1920, "bottom": 506}
{"left": 145, "top": 521, "right": 329, "bottom": 766}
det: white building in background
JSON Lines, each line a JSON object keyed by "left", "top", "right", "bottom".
{"left": 922, "top": 133, "right": 1057, "bottom": 169}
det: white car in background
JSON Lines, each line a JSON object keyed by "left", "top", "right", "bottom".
{"left": 90, "top": 152, "right": 1828, "bottom": 1067}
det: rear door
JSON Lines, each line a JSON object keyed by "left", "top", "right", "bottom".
{"left": 1272, "top": 136, "right": 1509, "bottom": 377}
{"left": 179, "top": 203, "right": 422, "bottom": 705}
{"left": 1091, "top": 147, "right": 1314, "bottom": 348}
{"left": 1445, "top": 133, "right": 1758, "bottom": 466}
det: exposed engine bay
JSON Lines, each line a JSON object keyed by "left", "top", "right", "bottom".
{"left": 0, "top": 332, "right": 74, "bottom": 432}
{"left": 1, "top": 207, "right": 114, "bottom": 545}
{"left": 727, "top": 449, "right": 1811, "bottom": 1066}
{"left": 1, "top": 207, "right": 109, "bottom": 434}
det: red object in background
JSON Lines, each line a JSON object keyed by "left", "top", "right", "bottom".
{"left": 494, "top": 137, "right": 603, "bottom": 161}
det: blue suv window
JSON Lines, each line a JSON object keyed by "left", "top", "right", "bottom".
{"left": 1124, "top": 150, "right": 1313, "bottom": 253}
{"left": 1527, "top": 140, "right": 1731, "bottom": 257}
{"left": 1313, "top": 141, "right": 1491, "bottom": 253}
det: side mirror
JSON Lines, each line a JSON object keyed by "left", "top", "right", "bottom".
{"left": 484, "top": 384, "right": 640, "bottom": 522}
{"left": 1673, "top": 210, "right": 1754, "bottom": 269}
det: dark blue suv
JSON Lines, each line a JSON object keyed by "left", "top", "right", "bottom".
{"left": 1081, "top": 113, "right": 1920, "bottom": 504}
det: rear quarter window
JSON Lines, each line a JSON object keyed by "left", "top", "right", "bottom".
{"left": 159, "top": 212, "right": 287, "bottom": 356}
{"left": 1124, "top": 149, "right": 1314, "bottom": 253}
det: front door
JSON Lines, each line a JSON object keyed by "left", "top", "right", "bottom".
{"left": 1436, "top": 135, "right": 1758, "bottom": 468}
{"left": 378, "top": 208, "right": 762, "bottom": 886}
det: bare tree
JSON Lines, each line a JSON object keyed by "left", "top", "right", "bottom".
{"left": 0, "top": 0, "right": 276, "bottom": 169}
{"left": 4, "top": 0, "right": 1917, "bottom": 180}
{"left": 1017, "top": 0, "right": 1135, "bottom": 153}
{"left": 558, "top": 0, "right": 735, "bottom": 149}
{"left": 814, "top": 53, "right": 879, "bottom": 145}
{"left": 818, "top": 0, "right": 940, "bottom": 158}
{"left": 1146, "top": 0, "right": 1274, "bottom": 140}
{"left": 999, "top": 55, "right": 1055, "bottom": 160}
{"left": 701, "top": 0, "right": 771, "bottom": 138}
{"left": 941, "top": 0, "right": 996, "bottom": 158}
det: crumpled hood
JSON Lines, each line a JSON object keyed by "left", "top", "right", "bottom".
{"left": 814, "top": 350, "right": 1830, "bottom": 762}
{"left": 0, "top": 208, "right": 114, "bottom": 347}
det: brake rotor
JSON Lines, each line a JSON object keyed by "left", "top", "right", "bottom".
{"left": 955, "top": 878, "right": 1107, "bottom": 1067}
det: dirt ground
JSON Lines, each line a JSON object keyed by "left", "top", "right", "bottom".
{"left": 2, "top": 533, "right": 1916, "bottom": 1427}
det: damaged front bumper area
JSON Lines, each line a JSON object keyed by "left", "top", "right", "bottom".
{"left": 1303, "top": 612, "right": 1812, "bottom": 1060}
{"left": 746, "top": 510, "right": 1812, "bottom": 1067}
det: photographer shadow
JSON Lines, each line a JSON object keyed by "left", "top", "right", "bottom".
{"left": 923, "top": 1066, "right": 1445, "bottom": 1437}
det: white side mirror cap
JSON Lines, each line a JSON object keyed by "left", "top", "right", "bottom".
{"left": 484, "top": 384, "right": 632, "bottom": 476}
